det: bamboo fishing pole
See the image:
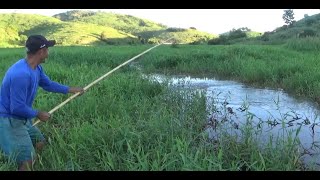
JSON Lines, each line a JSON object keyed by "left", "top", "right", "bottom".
{"left": 33, "top": 38, "right": 173, "bottom": 126}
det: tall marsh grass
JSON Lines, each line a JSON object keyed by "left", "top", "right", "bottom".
{"left": 0, "top": 46, "right": 307, "bottom": 170}
{"left": 285, "top": 37, "right": 320, "bottom": 51}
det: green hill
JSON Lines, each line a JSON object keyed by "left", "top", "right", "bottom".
{"left": 255, "top": 13, "right": 320, "bottom": 44}
{"left": 3, "top": 10, "right": 320, "bottom": 47}
{"left": 209, "top": 13, "right": 320, "bottom": 45}
{"left": 53, "top": 10, "right": 216, "bottom": 44}
{"left": 0, "top": 11, "right": 216, "bottom": 47}
{"left": 54, "top": 10, "right": 166, "bottom": 35}
{"left": 0, "top": 13, "right": 61, "bottom": 47}
{"left": 24, "top": 21, "right": 138, "bottom": 46}
{"left": 0, "top": 13, "right": 139, "bottom": 47}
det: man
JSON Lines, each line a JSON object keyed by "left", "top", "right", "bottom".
{"left": 0, "top": 35, "right": 84, "bottom": 171}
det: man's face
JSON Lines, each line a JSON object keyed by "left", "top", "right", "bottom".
{"left": 39, "top": 47, "right": 49, "bottom": 63}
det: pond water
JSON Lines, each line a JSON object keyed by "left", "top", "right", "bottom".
{"left": 145, "top": 73, "right": 320, "bottom": 169}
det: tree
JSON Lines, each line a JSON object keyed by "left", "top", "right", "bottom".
{"left": 228, "top": 27, "right": 248, "bottom": 39}
{"left": 19, "top": 34, "right": 27, "bottom": 46}
{"left": 282, "top": 9, "right": 295, "bottom": 26}
{"left": 139, "top": 20, "right": 146, "bottom": 27}
{"left": 100, "top": 31, "right": 108, "bottom": 41}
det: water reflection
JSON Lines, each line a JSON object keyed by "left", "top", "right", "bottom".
{"left": 144, "top": 74, "right": 320, "bottom": 169}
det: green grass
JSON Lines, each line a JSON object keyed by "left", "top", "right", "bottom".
{"left": 285, "top": 37, "right": 320, "bottom": 51}
{"left": 0, "top": 46, "right": 306, "bottom": 170}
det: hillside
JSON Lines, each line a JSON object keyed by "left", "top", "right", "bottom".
{"left": 2, "top": 11, "right": 320, "bottom": 47}
{"left": 255, "top": 13, "right": 320, "bottom": 44}
{"left": 53, "top": 10, "right": 166, "bottom": 35}
{"left": 0, "top": 11, "right": 216, "bottom": 47}
{"left": 210, "top": 13, "right": 320, "bottom": 45}
{"left": 0, "top": 13, "right": 61, "bottom": 47}
{"left": 0, "top": 13, "right": 139, "bottom": 47}
{"left": 53, "top": 10, "right": 216, "bottom": 44}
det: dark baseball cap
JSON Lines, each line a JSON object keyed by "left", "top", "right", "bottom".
{"left": 26, "top": 35, "right": 56, "bottom": 53}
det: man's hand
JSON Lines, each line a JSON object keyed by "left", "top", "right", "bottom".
{"left": 69, "top": 87, "right": 85, "bottom": 95}
{"left": 37, "top": 111, "right": 51, "bottom": 122}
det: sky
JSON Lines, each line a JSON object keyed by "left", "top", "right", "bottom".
{"left": 0, "top": 9, "right": 319, "bottom": 34}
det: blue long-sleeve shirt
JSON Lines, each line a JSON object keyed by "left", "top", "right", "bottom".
{"left": 0, "top": 59, "right": 69, "bottom": 120}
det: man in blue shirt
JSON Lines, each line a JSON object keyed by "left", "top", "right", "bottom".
{"left": 0, "top": 35, "right": 84, "bottom": 171}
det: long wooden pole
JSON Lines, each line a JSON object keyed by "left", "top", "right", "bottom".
{"left": 33, "top": 38, "right": 173, "bottom": 126}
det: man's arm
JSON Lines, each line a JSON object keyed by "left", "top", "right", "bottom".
{"left": 10, "top": 74, "right": 38, "bottom": 119}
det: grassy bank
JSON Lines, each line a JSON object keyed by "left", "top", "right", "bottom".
{"left": 0, "top": 46, "right": 305, "bottom": 170}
